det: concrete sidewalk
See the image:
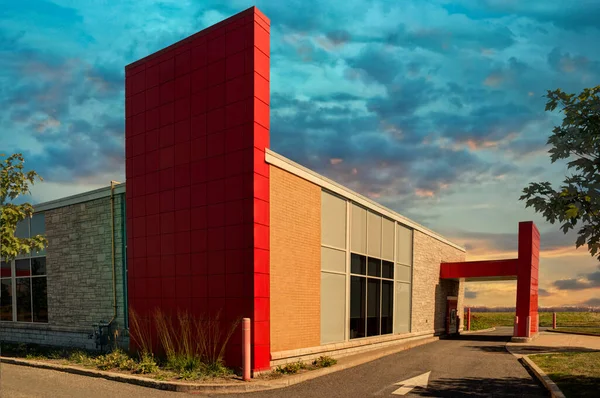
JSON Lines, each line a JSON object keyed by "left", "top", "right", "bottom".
{"left": 507, "top": 330, "right": 600, "bottom": 358}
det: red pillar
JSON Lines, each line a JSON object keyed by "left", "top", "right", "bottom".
{"left": 515, "top": 222, "right": 540, "bottom": 337}
{"left": 125, "top": 6, "right": 271, "bottom": 371}
{"left": 553, "top": 312, "right": 557, "bottom": 329}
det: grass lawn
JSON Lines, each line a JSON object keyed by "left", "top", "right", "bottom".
{"left": 553, "top": 327, "right": 600, "bottom": 336}
{"left": 529, "top": 352, "right": 600, "bottom": 398}
{"left": 469, "top": 312, "right": 600, "bottom": 331}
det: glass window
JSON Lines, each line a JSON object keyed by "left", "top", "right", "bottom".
{"left": 322, "top": 247, "right": 346, "bottom": 273}
{"left": 15, "top": 259, "right": 31, "bottom": 277}
{"left": 1, "top": 278, "right": 12, "bottom": 321}
{"left": 32, "top": 258, "right": 46, "bottom": 276}
{"left": 395, "top": 282, "right": 411, "bottom": 333}
{"left": 381, "top": 280, "right": 394, "bottom": 334}
{"left": 351, "top": 254, "right": 366, "bottom": 275}
{"left": 321, "top": 272, "right": 346, "bottom": 344}
{"left": 351, "top": 204, "right": 367, "bottom": 254}
{"left": 30, "top": 213, "right": 45, "bottom": 236}
{"left": 321, "top": 191, "right": 347, "bottom": 249}
{"left": 366, "top": 278, "right": 380, "bottom": 336}
{"left": 350, "top": 276, "right": 366, "bottom": 338}
{"left": 367, "top": 257, "right": 381, "bottom": 277}
{"left": 32, "top": 277, "right": 48, "bottom": 323}
{"left": 396, "top": 224, "right": 413, "bottom": 266}
{"left": 16, "top": 278, "right": 32, "bottom": 322}
{"left": 382, "top": 261, "right": 394, "bottom": 279}
{"left": 1, "top": 261, "right": 11, "bottom": 278}
{"left": 15, "top": 219, "right": 29, "bottom": 239}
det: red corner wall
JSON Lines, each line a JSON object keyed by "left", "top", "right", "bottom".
{"left": 124, "top": 6, "right": 271, "bottom": 371}
{"left": 516, "top": 221, "right": 540, "bottom": 337}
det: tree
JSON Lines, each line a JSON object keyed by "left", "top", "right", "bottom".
{"left": 0, "top": 153, "right": 47, "bottom": 261}
{"left": 520, "top": 85, "right": 600, "bottom": 259}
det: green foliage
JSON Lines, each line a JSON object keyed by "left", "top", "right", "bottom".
{"left": 313, "top": 355, "right": 337, "bottom": 368}
{"left": 520, "top": 86, "right": 600, "bottom": 259}
{"left": 0, "top": 153, "right": 47, "bottom": 260}
{"left": 94, "top": 349, "right": 134, "bottom": 371}
{"left": 134, "top": 352, "right": 159, "bottom": 374}
{"left": 275, "top": 360, "right": 307, "bottom": 374}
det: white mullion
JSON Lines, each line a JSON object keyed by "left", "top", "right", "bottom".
{"left": 364, "top": 208, "right": 369, "bottom": 337}
{"left": 344, "top": 199, "right": 350, "bottom": 342}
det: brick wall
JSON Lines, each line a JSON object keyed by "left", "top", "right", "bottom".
{"left": 412, "top": 231, "right": 465, "bottom": 333}
{"left": 0, "top": 194, "right": 127, "bottom": 349}
{"left": 270, "top": 166, "right": 321, "bottom": 352}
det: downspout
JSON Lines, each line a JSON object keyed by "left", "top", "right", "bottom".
{"left": 108, "top": 180, "right": 119, "bottom": 326}
{"left": 121, "top": 192, "right": 128, "bottom": 329}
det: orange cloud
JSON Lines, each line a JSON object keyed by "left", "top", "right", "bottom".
{"left": 330, "top": 158, "right": 343, "bottom": 165}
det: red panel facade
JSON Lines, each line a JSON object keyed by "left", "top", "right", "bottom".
{"left": 516, "top": 221, "right": 540, "bottom": 337}
{"left": 440, "top": 259, "right": 518, "bottom": 280}
{"left": 125, "top": 6, "right": 271, "bottom": 371}
{"left": 440, "top": 221, "right": 540, "bottom": 338}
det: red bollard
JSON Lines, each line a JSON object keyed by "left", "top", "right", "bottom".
{"left": 242, "top": 318, "right": 251, "bottom": 381}
{"left": 553, "top": 312, "right": 557, "bottom": 329}
{"left": 466, "top": 308, "right": 471, "bottom": 331}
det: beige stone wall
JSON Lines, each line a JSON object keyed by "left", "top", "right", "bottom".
{"left": 46, "top": 195, "right": 126, "bottom": 331}
{"left": 412, "top": 230, "right": 466, "bottom": 333}
{"left": 0, "top": 194, "right": 126, "bottom": 350}
{"left": 270, "top": 166, "right": 321, "bottom": 352}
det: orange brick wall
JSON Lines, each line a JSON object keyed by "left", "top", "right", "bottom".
{"left": 270, "top": 166, "right": 321, "bottom": 352}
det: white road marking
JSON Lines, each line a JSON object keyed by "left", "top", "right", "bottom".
{"left": 391, "top": 371, "right": 431, "bottom": 396}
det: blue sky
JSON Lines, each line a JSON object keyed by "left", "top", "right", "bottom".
{"left": 2, "top": 0, "right": 599, "bottom": 307}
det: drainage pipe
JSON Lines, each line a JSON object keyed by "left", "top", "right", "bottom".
{"left": 108, "top": 180, "right": 119, "bottom": 326}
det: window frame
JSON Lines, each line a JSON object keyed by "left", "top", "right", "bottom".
{"left": 0, "top": 214, "right": 48, "bottom": 324}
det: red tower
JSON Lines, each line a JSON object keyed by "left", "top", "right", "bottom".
{"left": 125, "top": 6, "right": 271, "bottom": 371}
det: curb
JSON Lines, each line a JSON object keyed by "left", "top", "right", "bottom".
{"left": 0, "top": 357, "right": 270, "bottom": 393}
{"left": 546, "top": 329, "right": 600, "bottom": 337}
{"left": 520, "top": 355, "right": 566, "bottom": 398}
{"left": 460, "top": 327, "right": 496, "bottom": 334}
{"left": 0, "top": 336, "right": 438, "bottom": 394}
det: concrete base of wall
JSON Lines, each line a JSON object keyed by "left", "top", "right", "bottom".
{"left": 0, "top": 324, "right": 129, "bottom": 352}
{"left": 270, "top": 330, "right": 438, "bottom": 367}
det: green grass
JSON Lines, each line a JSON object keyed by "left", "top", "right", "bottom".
{"left": 552, "top": 327, "right": 600, "bottom": 336}
{"left": 529, "top": 352, "right": 600, "bottom": 398}
{"left": 468, "top": 312, "right": 600, "bottom": 331}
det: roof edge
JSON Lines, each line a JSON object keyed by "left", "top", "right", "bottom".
{"left": 265, "top": 148, "right": 466, "bottom": 252}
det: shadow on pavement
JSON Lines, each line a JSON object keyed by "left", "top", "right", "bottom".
{"left": 464, "top": 345, "right": 508, "bottom": 353}
{"left": 410, "top": 376, "right": 548, "bottom": 397}
{"left": 508, "top": 345, "right": 600, "bottom": 355}
{"left": 454, "top": 334, "right": 512, "bottom": 342}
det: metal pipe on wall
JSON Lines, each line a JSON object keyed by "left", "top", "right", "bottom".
{"left": 108, "top": 180, "right": 119, "bottom": 326}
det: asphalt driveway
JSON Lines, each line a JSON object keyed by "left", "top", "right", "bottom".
{"left": 1, "top": 328, "right": 547, "bottom": 397}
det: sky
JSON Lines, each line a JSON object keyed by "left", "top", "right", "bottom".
{"left": 1, "top": 0, "right": 599, "bottom": 308}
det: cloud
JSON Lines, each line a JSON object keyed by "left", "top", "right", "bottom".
{"left": 538, "top": 288, "right": 551, "bottom": 297}
{"left": 582, "top": 298, "right": 600, "bottom": 307}
{"left": 553, "top": 265, "right": 600, "bottom": 291}
{"left": 465, "top": 289, "right": 478, "bottom": 299}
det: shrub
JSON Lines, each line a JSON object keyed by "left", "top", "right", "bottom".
{"left": 134, "top": 352, "right": 159, "bottom": 374}
{"left": 275, "top": 361, "right": 306, "bottom": 375}
{"left": 95, "top": 349, "right": 133, "bottom": 371}
{"left": 313, "top": 356, "right": 337, "bottom": 368}
{"left": 69, "top": 351, "right": 95, "bottom": 366}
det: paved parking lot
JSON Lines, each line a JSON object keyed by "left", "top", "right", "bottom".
{"left": 1, "top": 328, "right": 547, "bottom": 397}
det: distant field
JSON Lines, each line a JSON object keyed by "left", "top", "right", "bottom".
{"left": 468, "top": 312, "right": 600, "bottom": 331}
